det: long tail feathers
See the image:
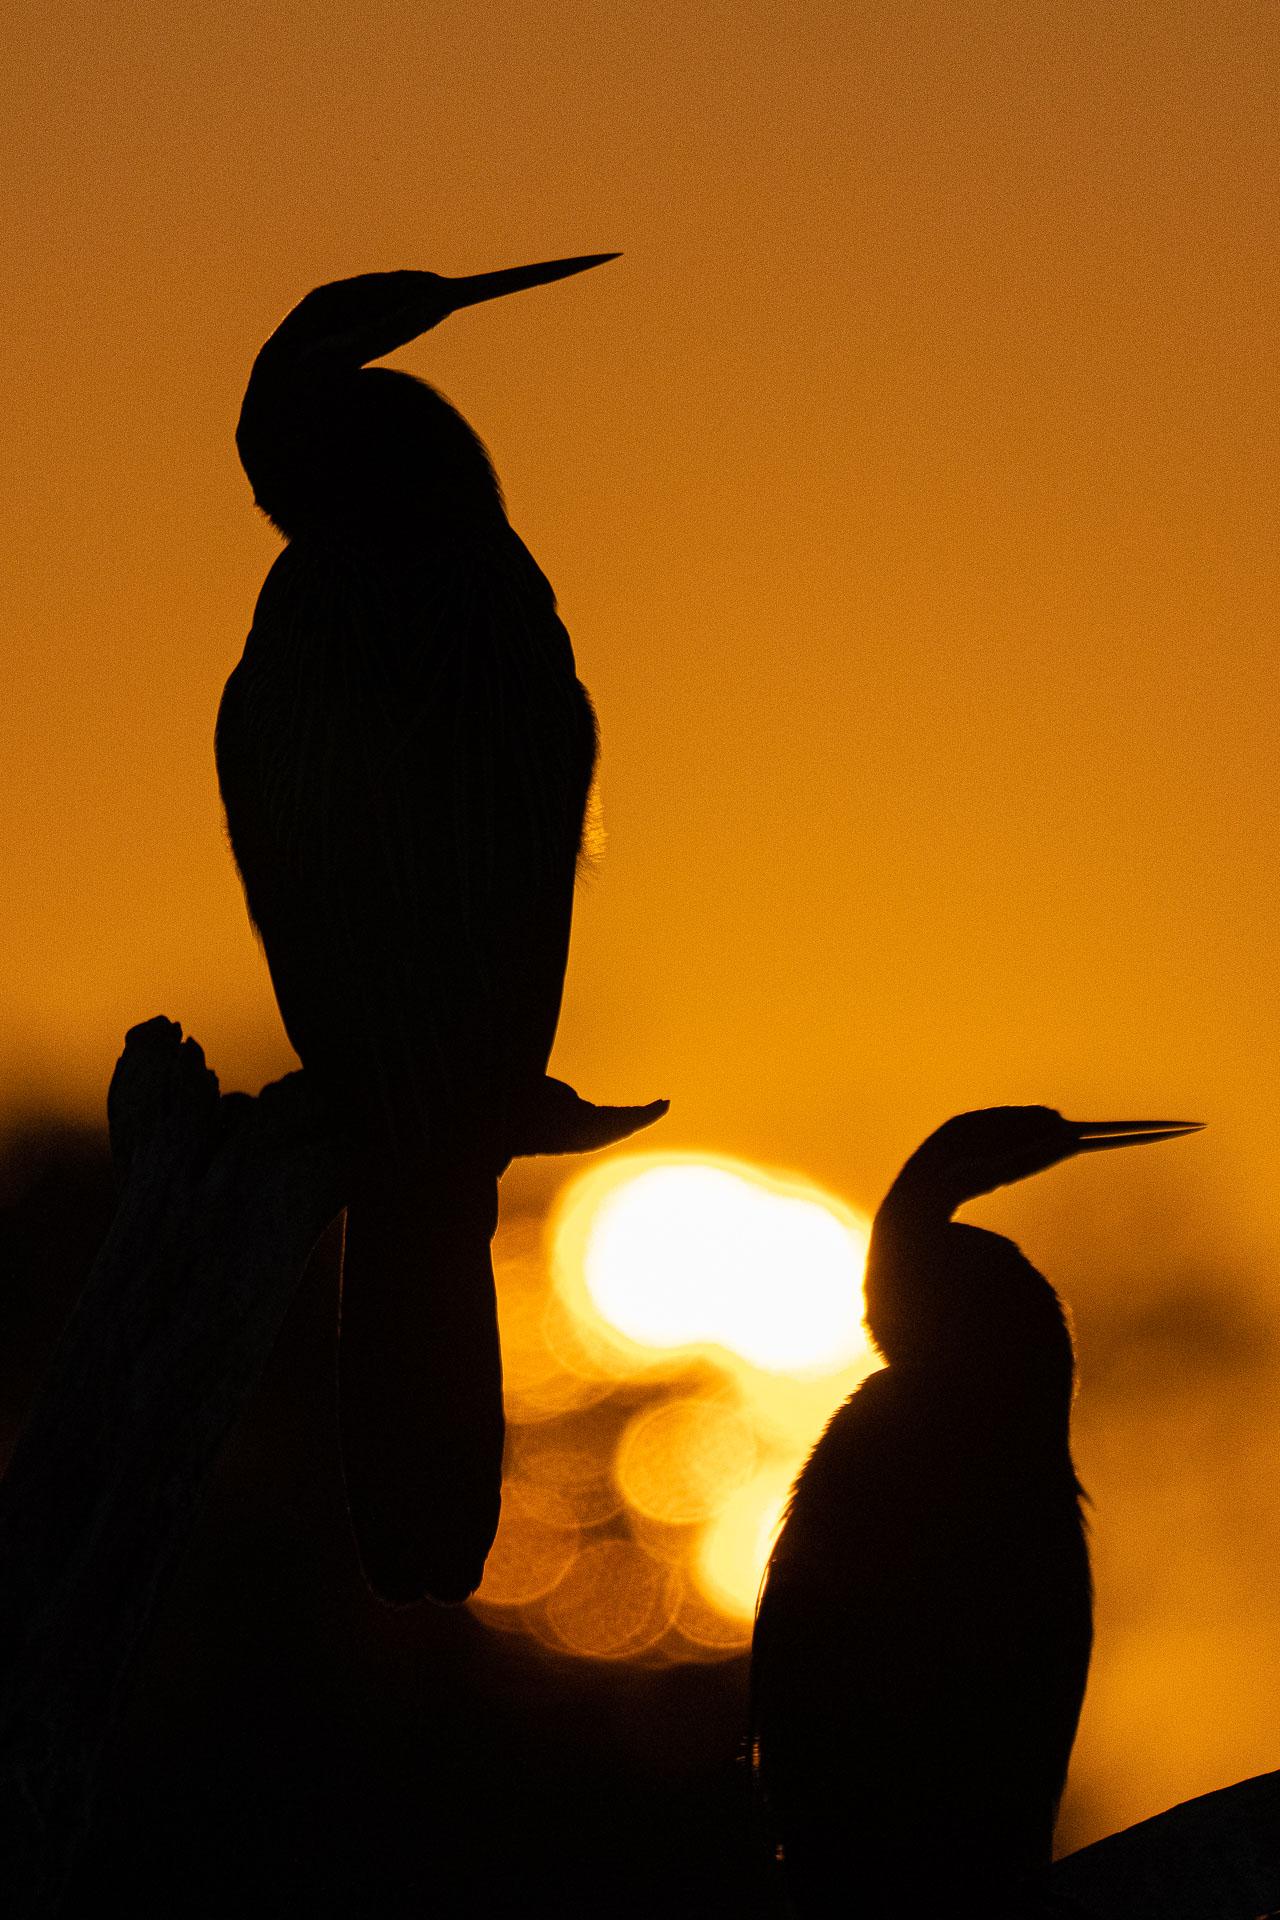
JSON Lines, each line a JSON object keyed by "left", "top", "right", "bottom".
{"left": 338, "top": 1164, "right": 503, "bottom": 1605}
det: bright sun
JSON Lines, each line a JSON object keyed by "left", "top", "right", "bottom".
{"left": 576, "top": 1160, "right": 868, "bottom": 1372}
{"left": 474, "top": 1153, "right": 880, "bottom": 1652}
{"left": 550, "top": 1153, "right": 879, "bottom": 1621}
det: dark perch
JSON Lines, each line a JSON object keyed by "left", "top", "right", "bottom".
{"left": 0, "top": 1016, "right": 662, "bottom": 1917}
{"left": 0, "top": 1019, "right": 342, "bottom": 1915}
{"left": 1050, "top": 1769, "right": 1280, "bottom": 1918}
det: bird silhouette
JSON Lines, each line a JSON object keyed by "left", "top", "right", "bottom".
{"left": 216, "top": 254, "right": 651, "bottom": 1606}
{"left": 750, "top": 1107, "right": 1202, "bottom": 1918}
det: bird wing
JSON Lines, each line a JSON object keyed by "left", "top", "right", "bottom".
{"left": 215, "top": 522, "right": 596, "bottom": 1163}
{"left": 755, "top": 1367, "right": 1089, "bottom": 1764}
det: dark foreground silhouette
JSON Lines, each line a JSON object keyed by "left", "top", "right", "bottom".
{"left": 8, "top": 1105, "right": 1280, "bottom": 1917}
{"left": 0, "top": 1023, "right": 666, "bottom": 1916}
{"left": 751, "top": 1107, "right": 1201, "bottom": 1918}
{"left": 216, "top": 253, "right": 651, "bottom": 1604}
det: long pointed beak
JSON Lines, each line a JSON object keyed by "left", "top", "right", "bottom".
{"left": 440, "top": 253, "right": 620, "bottom": 315}
{"left": 1069, "top": 1119, "right": 1205, "bottom": 1153}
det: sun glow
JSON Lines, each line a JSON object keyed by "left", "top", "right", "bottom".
{"left": 472, "top": 1154, "right": 880, "bottom": 1660}
{"left": 696, "top": 1468, "right": 796, "bottom": 1619}
{"left": 570, "top": 1159, "right": 869, "bottom": 1373}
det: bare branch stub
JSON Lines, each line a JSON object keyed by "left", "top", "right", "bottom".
{"left": 0, "top": 1018, "right": 344, "bottom": 1917}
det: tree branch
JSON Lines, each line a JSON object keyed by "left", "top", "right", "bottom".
{"left": 1050, "top": 1768, "right": 1280, "bottom": 1918}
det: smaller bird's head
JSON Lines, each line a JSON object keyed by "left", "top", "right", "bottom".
{"left": 884, "top": 1106, "right": 1203, "bottom": 1224}
{"left": 867, "top": 1107, "right": 1202, "bottom": 1378}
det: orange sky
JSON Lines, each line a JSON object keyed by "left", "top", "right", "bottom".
{"left": 3, "top": 0, "right": 1278, "bottom": 1844}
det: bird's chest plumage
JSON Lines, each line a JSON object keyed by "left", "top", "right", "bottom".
{"left": 225, "top": 530, "right": 589, "bottom": 850}
{"left": 756, "top": 1378, "right": 1093, "bottom": 1832}
{"left": 216, "top": 522, "right": 596, "bottom": 1130}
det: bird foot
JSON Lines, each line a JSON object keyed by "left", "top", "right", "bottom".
{"left": 508, "top": 1076, "right": 669, "bottom": 1158}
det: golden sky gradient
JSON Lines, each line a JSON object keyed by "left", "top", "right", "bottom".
{"left": 3, "top": 0, "right": 1278, "bottom": 1850}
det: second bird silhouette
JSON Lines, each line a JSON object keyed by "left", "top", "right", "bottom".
{"left": 217, "top": 254, "right": 661, "bottom": 1605}
{"left": 751, "top": 1106, "right": 1201, "bottom": 1917}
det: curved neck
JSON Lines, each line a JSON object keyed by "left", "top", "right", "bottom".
{"left": 875, "top": 1157, "right": 965, "bottom": 1237}
{"left": 237, "top": 358, "right": 503, "bottom": 545}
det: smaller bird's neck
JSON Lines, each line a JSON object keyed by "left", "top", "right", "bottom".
{"left": 874, "top": 1161, "right": 967, "bottom": 1237}
{"left": 865, "top": 1208, "right": 1078, "bottom": 1417}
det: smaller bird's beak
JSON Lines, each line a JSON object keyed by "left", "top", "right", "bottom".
{"left": 439, "top": 253, "right": 620, "bottom": 315}
{"left": 1069, "top": 1119, "right": 1205, "bottom": 1153}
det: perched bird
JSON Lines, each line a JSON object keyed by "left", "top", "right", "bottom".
{"left": 751, "top": 1107, "right": 1201, "bottom": 1917}
{"left": 216, "top": 255, "right": 657, "bottom": 1605}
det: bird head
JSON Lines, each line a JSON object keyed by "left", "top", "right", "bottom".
{"left": 237, "top": 253, "right": 619, "bottom": 537}
{"left": 866, "top": 1108, "right": 1202, "bottom": 1376}
{"left": 883, "top": 1106, "right": 1203, "bottom": 1224}
{"left": 247, "top": 254, "right": 620, "bottom": 381}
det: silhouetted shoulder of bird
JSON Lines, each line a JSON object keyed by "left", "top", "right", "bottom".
{"left": 751, "top": 1105, "right": 1201, "bottom": 1919}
